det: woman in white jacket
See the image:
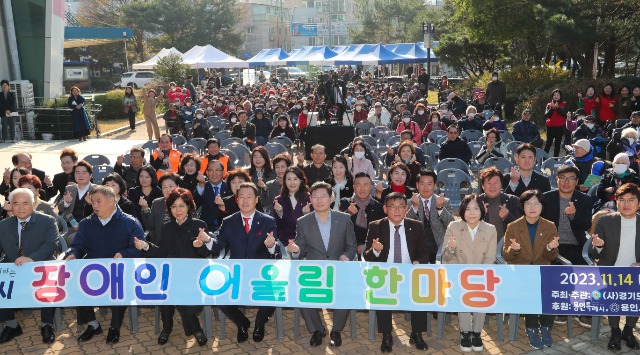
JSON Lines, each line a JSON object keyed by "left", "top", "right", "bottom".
{"left": 367, "top": 102, "right": 391, "bottom": 127}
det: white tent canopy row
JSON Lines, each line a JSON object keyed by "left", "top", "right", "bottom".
{"left": 132, "top": 43, "right": 439, "bottom": 70}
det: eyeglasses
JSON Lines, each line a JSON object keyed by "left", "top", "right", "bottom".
{"left": 557, "top": 176, "right": 577, "bottom": 182}
{"left": 616, "top": 198, "right": 638, "bottom": 204}
{"left": 524, "top": 202, "right": 542, "bottom": 208}
{"left": 385, "top": 205, "right": 407, "bottom": 211}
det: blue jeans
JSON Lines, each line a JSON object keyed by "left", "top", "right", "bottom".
{"left": 256, "top": 135, "right": 268, "bottom": 147}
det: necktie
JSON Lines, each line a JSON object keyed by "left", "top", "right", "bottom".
{"left": 424, "top": 199, "right": 431, "bottom": 224}
{"left": 243, "top": 217, "right": 251, "bottom": 234}
{"left": 213, "top": 186, "right": 219, "bottom": 196}
{"left": 19, "top": 221, "right": 27, "bottom": 257}
{"left": 393, "top": 225, "right": 402, "bottom": 263}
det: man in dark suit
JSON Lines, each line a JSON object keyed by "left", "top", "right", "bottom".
{"left": 288, "top": 182, "right": 357, "bottom": 347}
{"left": 296, "top": 144, "right": 331, "bottom": 183}
{"left": 503, "top": 143, "right": 551, "bottom": 196}
{"left": 12, "top": 152, "right": 54, "bottom": 200}
{"left": 215, "top": 72, "right": 224, "bottom": 89}
{"left": 0, "top": 79, "right": 17, "bottom": 143}
{"left": 194, "top": 160, "right": 232, "bottom": 231}
{"left": 477, "top": 167, "right": 520, "bottom": 242}
{"left": 202, "top": 182, "right": 280, "bottom": 343}
{"left": 230, "top": 110, "right": 256, "bottom": 149}
{"left": 406, "top": 169, "right": 454, "bottom": 263}
{"left": 0, "top": 188, "right": 58, "bottom": 344}
{"left": 323, "top": 72, "right": 347, "bottom": 124}
{"left": 364, "top": 192, "right": 430, "bottom": 352}
{"left": 590, "top": 183, "right": 640, "bottom": 350}
{"left": 339, "top": 172, "right": 385, "bottom": 256}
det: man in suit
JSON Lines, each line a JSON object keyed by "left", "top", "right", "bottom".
{"left": 230, "top": 110, "right": 256, "bottom": 149}
{"left": 590, "top": 183, "right": 640, "bottom": 350}
{"left": 287, "top": 182, "right": 357, "bottom": 347}
{"left": 200, "top": 182, "right": 280, "bottom": 343}
{"left": 339, "top": 172, "right": 385, "bottom": 256}
{"left": 406, "top": 169, "right": 454, "bottom": 263}
{"left": 64, "top": 186, "right": 144, "bottom": 344}
{"left": 477, "top": 167, "right": 521, "bottom": 242}
{"left": 503, "top": 143, "right": 551, "bottom": 196}
{"left": 0, "top": 79, "right": 17, "bottom": 143}
{"left": 57, "top": 160, "right": 96, "bottom": 246}
{"left": 323, "top": 71, "right": 347, "bottom": 124}
{"left": 296, "top": 144, "right": 332, "bottom": 183}
{"left": 12, "top": 152, "right": 54, "bottom": 200}
{"left": 364, "top": 192, "right": 430, "bottom": 352}
{"left": 194, "top": 160, "right": 232, "bottom": 231}
{"left": 215, "top": 71, "right": 224, "bottom": 90}
{"left": 0, "top": 188, "right": 58, "bottom": 344}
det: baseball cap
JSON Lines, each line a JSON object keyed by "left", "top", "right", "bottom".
{"left": 572, "top": 139, "right": 591, "bottom": 152}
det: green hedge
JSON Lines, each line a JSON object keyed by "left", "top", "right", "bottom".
{"left": 91, "top": 89, "right": 167, "bottom": 120}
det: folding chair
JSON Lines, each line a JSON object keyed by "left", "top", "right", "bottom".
{"left": 82, "top": 154, "right": 110, "bottom": 167}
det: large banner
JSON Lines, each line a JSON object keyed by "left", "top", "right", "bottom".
{"left": 1, "top": 259, "right": 639, "bottom": 316}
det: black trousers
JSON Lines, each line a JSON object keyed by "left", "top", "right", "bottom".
{"left": 0, "top": 307, "right": 55, "bottom": 324}
{"left": 558, "top": 244, "right": 586, "bottom": 265}
{"left": 161, "top": 305, "right": 203, "bottom": 336}
{"left": 544, "top": 126, "right": 564, "bottom": 157}
{"left": 77, "top": 306, "right": 127, "bottom": 329}
{"left": 127, "top": 110, "right": 136, "bottom": 130}
{"left": 608, "top": 316, "right": 639, "bottom": 329}
{"left": 376, "top": 310, "right": 429, "bottom": 334}
{"left": 219, "top": 305, "right": 274, "bottom": 329}
{"left": 336, "top": 103, "right": 346, "bottom": 125}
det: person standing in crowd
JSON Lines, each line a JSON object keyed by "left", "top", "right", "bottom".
{"left": 598, "top": 83, "right": 617, "bottom": 125}
{"left": 544, "top": 89, "right": 568, "bottom": 157}
{"left": 286, "top": 182, "right": 357, "bottom": 347}
{"left": 127, "top": 165, "right": 162, "bottom": 228}
{"left": 141, "top": 173, "right": 178, "bottom": 244}
{"left": 417, "top": 67, "right": 429, "bottom": 97}
{"left": 142, "top": 87, "right": 163, "bottom": 141}
{"left": 64, "top": 186, "right": 144, "bottom": 344}
{"left": 503, "top": 143, "right": 551, "bottom": 196}
{"left": 512, "top": 109, "right": 543, "bottom": 148}
{"left": 339, "top": 172, "right": 385, "bottom": 257}
{"left": 590, "top": 183, "right": 640, "bottom": 350}
{"left": 0, "top": 79, "right": 17, "bottom": 143}
{"left": 10, "top": 153, "right": 53, "bottom": 200}
{"left": 375, "top": 162, "right": 416, "bottom": 202}
{"left": 364, "top": 192, "right": 430, "bottom": 352}
{"left": 214, "top": 72, "right": 224, "bottom": 90}
{"left": 68, "top": 86, "right": 90, "bottom": 142}
{"left": 123, "top": 86, "right": 137, "bottom": 131}
{"left": 406, "top": 169, "right": 454, "bottom": 263}
{"left": 273, "top": 166, "right": 311, "bottom": 247}
{"left": 393, "top": 141, "right": 421, "bottom": 186}
{"left": 195, "top": 160, "right": 232, "bottom": 231}
{"left": 1, "top": 168, "right": 27, "bottom": 203}
{"left": 264, "top": 154, "right": 291, "bottom": 216}
{"left": 150, "top": 134, "right": 182, "bottom": 179}
{"left": 200, "top": 182, "right": 279, "bottom": 343}
{"left": 326, "top": 155, "right": 353, "bottom": 210}
{"left": 0, "top": 188, "right": 58, "bottom": 344}
{"left": 134, "top": 188, "right": 209, "bottom": 347}
{"left": 231, "top": 110, "right": 256, "bottom": 149}
{"left": 616, "top": 85, "right": 632, "bottom": 120}
{"left": 252, "top": 107, "right": 274, "bottom": 146}
{"left": 52, "top": 148, "right": 78, "bottom": 203}
{"left": 503, "top": 189, "right": 560, "bottom": 349}
{"left": 115, "top": 147, "right": 145, "bottom": 190}
{"left": 439, "top": 124, "right": 472, "bottom": 164}
{"left": 477, "top": 167, "right": 521, "bottom": 242}
{"left": 443, "top": 194, "right": 497, "bottom": 352}
{"left": 485, "top": 72, "right": 506, "bottom": 109}
{"left": 200, "top": 138, "right": 234, "bottom": 176}
{"left": 296, "top": 144, "right": 331, "bottom": 183}
{"left": 57, "top": 161, "right": 96, "bottom": 245}
{"left": 631, "top": 86, "right": 640, "bottom": 113}
{"left": 577, "top": 85, "right": 599, "bottom": 117}
{"left": 184, "top": 75, "right": 196, "bottom": 102}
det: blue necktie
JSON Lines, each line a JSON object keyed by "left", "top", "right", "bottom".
{"left": 213, "top": 186, "right": 219, "bottom": 196}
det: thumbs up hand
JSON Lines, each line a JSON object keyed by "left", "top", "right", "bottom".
{"left": 302, "top": 202, "right": 311, "bottom": 214}
{"left": 565, "top": 201, "right": 576, "bottom": 215}
{"left": 547, "top": 236, "right": 560, "bottom": 250}
{"left": 592, "top": 234, "right": 604, "bottom": 247}
{"left": 435, "top": 193, "right": 445, "bottom": 209}
{"left": 510, "top": 238, "right": 521, "bottom": 251}
{"left": 347, "top": 202, "right": 358, "bottom": 216}
{"left": 133, "top": 237, "right": 148, "bottom": 251}
{"left": 372, "top": 238, "right": 383, "bottom": 253}
{"left": 286, "top": 239, "right": 300, "bottom": 253}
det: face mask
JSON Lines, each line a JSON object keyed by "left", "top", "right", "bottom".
{"left": 492, "top": 76, "right": 498, "bottom": 82}
{"left": 347, "top": 96, "right": 352, "bottom": 99}
{"left": 207, "top": 107, "right": 213, "bottom": 111}
{"left": 196, "top": 114, "right": 203, "bottom": 119}
{"left": 402, "top": 98, "right": 407, "bottom": 102}
{"left": 441, "top": 109, "right": 448, "bottom": 114}
{"left": 216, "top": 103, "right": 222, "bottom": 107}
{"left": 170, "top": 86, "right": 175, "bottom": 90}
{"left": 417, "top": 110, "right": 425, "bottom": 115}
{"left": 585, "top": 123, "right": 594, "bottom": 129}
{"left": 354, "top": 151, "right": 365, "bottom": 159}
{"left": 231, "top": 117, "right": 237, "bottom": 123}
{"left": 356, "top": 100, "right": 363, "bottom": 104}
{"left": 355, "top": 106, "right": 362, "bottom": 111}
{"left": 403, "top": 117, "right": 411, "bottom": 123}
{"left": 295, "top": 105, "right": 301, "bottom": 109}
{"left": 614, "top": 163, "right": 628, "bottom": 175}
{"left": 468, "top": 114, "right": 475, "bottom": 119}
{"left": 303, "top": 110, "right": 309, "bottom": 114}
{"left": 628, "top": 138, "right": 635, "bottom": 145}
{"left": 229, "top": 105, "right": 235, "bottom": 109}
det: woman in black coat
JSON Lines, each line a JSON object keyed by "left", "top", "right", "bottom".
{"left": 52, "top": 148, "right": 78, "bottom": 204}
{"left": 325, "top": 155, "right": 354, "bottom": 210}
{"left": 68, "top": 86, "right": 90, "bottom": 141}
{"left": 374, "top": 162, "right": 416, "bottom": 202}
{"left": 217, "top": 169, "right": 264, "bottom": 217}
{"left": 127, "top": 165, "right": 163, "bottom": 228}
{"left": 178, "top": 153, "right": 202, "bottom": 195}
{"left": 0, "top": 79, "right": 18, "bottom": 142}
{"left": 134, "top": 188, "right": 209, "bottom": 347}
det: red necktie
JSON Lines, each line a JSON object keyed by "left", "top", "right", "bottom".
{"left": 243, "top": 217, "right": 250, "bottom": 234}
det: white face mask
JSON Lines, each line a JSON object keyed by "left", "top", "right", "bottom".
{"left": 403, "top": 117, "right": 411, "bottom": 123}
{"left": 295, "top": 105, "right": 301, "bottom": 109}
{"left": 303, "top": 110, "right": 309, "bottom": 114}
{"left": 355, "top": 106, "right": 362, "bottom": 111}
{"left": 441, "top": 109, "right": 448, "bottom": 114}
{"left": 585, "top": 123, "right": 595, "bottom": 129}
{"left": 627, "top": 138, "right": 635, "bottom": 145}
{"left": 356, "top": 100, "right": 364, "bottom": 104}
{"left": 229, "top": 105, "right": 235, "bottom": 109}
{"left": 207, "top": 107, "right": 213, "bottom": 111}
{"left": 231, "top": 117, "right": 237, "bottom": 123}
{"left": 402, "top": 98, "right": 407, "bottom": 102}
{"left": 492, "top": 76, "right": 498, "bottom": 82}
{"left": 417, "top": 110, "right": 425, "bottom": 115}
{"left": 196, "top": 114, "right": 203, "bottom": 119}
{"left": 614, "top": 163, "right": 628, "bottom": 175}
{"left": 216, "top": 103, "right": 222, "bottom": 107}
{"left": 354, "top": 151, "right": 365, "bottom": 159}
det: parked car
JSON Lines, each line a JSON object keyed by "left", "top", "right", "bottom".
{"left": 276, "top": 67, "right": 308, "bottom": 80}
{"left": 115, "top": 71, "right": 155, "bottom": 89}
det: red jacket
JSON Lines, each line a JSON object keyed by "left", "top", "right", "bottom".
{"left": 353, "top": 108, "right": 368, "bottom": 125}
{"left": 545, "top": 101, "right": 567, "bottom": 127}
{"left": 395, "top": 121, "right": 422, "bottom": 144}
{"left": 598, "top": 95, "right": 617, "bottom": 122}
{"left": 580, "top": 96, "right": 598, "bottom": 117}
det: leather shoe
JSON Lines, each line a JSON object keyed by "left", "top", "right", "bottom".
{"left": 0, "top": 325, "right": 23, "bottom": 343}
{"left": 158, "top": 330, "right": 170, "bottom": 345}
{"left": 329, "top": 330, "right": 342, "bottom": 347}
{"left": 41, "top": 324, "right": 55, "bottom": 344}
{"left": 106, "top": 327, "right": 120, "bottom": 344}
{"left": 410, "top": 331, "right": 428, "bottom": 350}
{"left": 608, "top": 328, "right": 622, "bottom": 350}
{"left": 194, "top": 330, "right": 207, "bottom": 346}
{"left": 622, "top": 325, "right": 640, "bottom": 349}
{"left": 237, "top": 320, "right": 250, "bottom": 343}
{"left": 381, "top": 332, "right": 393, "bottom": 353}
{"left": 309, "top": 330, "right": 326, "bottom": 347}
{"left": 78, "top": 325, "right": 102, "bottom": 342}
{"left": 253, "top": 323, "right": 265, "bottom": 342}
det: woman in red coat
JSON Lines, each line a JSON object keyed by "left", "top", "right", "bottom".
{"left": 577, "top": 85, "right": 598, "bottom": 117}
{"left": 597, "top": 83, "right": 617, "bottom": 124}
{"left": 544, "top": 89, "right": 568, "bottom": 157}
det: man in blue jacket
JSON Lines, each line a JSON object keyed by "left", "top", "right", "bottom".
{"left": 64, "top": 186, "right": 144, "bottom": 344}
{"left": 512, "top": 109, "right": 543, "bottom": 148}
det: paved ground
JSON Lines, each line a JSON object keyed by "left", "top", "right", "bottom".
{"left": 1, "top": 119, "right": 638, "bottom": 354}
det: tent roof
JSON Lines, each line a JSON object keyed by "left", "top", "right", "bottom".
{"left": 327, "top": 44, "right": 414, "bottom": 65}
{"left": 289, "top": 46, "right": 339, "bottom": 65}
{"left": 386, "top": 43, "right": 438, "bottom": 63}
{"left": 132, "top": 47, "right": 183, "bottom": 70}
{"left": 247, "top": 48, "right": 290, "bottom": 67}
{"left": 182, "top": 45, "right": 248, "bottom": 69}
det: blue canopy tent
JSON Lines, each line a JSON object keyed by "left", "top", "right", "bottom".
{"left": 387, "top": 43, "right": 438, "bottom": 63}
{"left": 327, "top": 43, "right": 414, "bottom": 65}
{"left": 282, "top": 45, "right": 339, "bottom": 65}
{"left": 331, "top": 45, "right": 350, "bottom": 54}
{"left": 246, "top": 48, "right": 290, "bottom": 67}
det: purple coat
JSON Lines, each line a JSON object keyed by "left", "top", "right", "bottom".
{"left": 272, "top": 192, "right": 312, "bottom": 243}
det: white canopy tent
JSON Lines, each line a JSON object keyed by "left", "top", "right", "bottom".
{"left": 131, "top": 47, "right": 183, "bottom": 70}
{"left": 181, "top": 44, "right": 248, "bottom": 69}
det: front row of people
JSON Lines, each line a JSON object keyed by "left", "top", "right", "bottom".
{"left": 1, "top": 174, "right": 639, "bottom": 352}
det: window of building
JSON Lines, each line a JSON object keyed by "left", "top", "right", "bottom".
{"left": 331, "top": 14, "right": 344, "bottom": 22}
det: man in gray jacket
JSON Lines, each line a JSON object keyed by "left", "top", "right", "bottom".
{"left": 287, "top": 182, "right": 357, "bottom": 348}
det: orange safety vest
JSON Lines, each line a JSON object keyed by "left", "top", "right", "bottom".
{"left": 152, "top": 149, "right": 181, "bottom": 179}
{"left": 200, "top": 154, "right": 229, "bottom": 178}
